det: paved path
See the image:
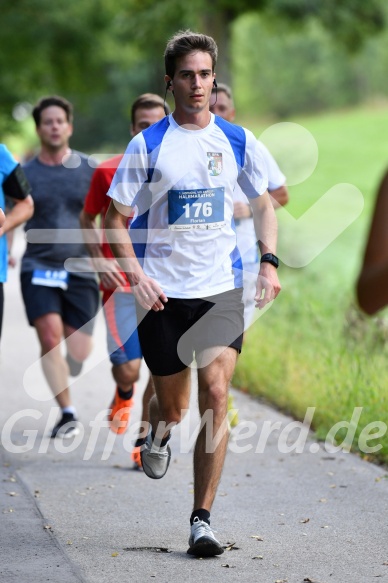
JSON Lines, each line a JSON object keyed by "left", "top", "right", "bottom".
{"left": 1, "top": 229, "right": 388, "bottom": 583}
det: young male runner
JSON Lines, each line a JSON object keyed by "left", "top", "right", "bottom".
{"left": 21, "top": 96, "right": 99, "bottom": 438}
{"left": 105, "top": 31, "right": 281, "bottom": 556}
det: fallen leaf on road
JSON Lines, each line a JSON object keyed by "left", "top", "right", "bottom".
{"left": 300, "top": 518, "right": 310, "bottom": 523}
{"left": 67, "top": 541, "right": 72, "bottom": 545}
{"left": 383, "top": 562, "right": 388, "bottom": 566}
{"left": 8, "top": 492, "right": 18, "bottom": 497}
{"left": 275, "top": 579, "right": 287, "bottom": 582}
{"left": 252, "top": 555, "right": 263, "bottom": 560}
{"left": 224, "top": 542, "right": 238, "bottom": 551}
{"left": 319, "top": 498, "right": 327, "bottom": 503}
{"left": 43, "top": 525, "right": 52, "bottom": 530}
{"left": 221, "top": 564, "right": 235, "bottom": 568}
{"left": 251, "top": 535, "right": 264, "bottom": 541}
{"left": 111, "top": 552, "right": 118, "bottom": 557}
{"left": 304, "top": 578, "right": 322, "bottom": 582}
{"left": 375, "top": 473, "right": 388, "bottom": 481}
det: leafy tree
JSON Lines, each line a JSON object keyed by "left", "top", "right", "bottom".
{"left": 0, "top": 0, "right": 129, "bottom": 132}
{"left": 0, "top": 0, "right": 385, "bottom": 147}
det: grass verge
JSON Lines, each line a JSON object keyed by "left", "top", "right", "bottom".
{"left": 234, "top": 104, "right": 388, "bottom": 465}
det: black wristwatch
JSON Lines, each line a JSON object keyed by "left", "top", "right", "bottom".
{"left": 260, "top": 253, "right": 279, "bottom": 269}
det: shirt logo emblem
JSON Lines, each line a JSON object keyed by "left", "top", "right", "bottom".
{"left": 207, "top": 152, "right": 222, "bottom": 176}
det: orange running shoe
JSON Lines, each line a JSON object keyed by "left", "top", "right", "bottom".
{"left": 131, "top": 445, "right": 143, "bottom": 470}
{"left": 108, "top": 386, "right": 134, "bottom": 434}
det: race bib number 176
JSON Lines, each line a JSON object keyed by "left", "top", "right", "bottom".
{"left": 168, "top": 187, "right": 225, "bottom": 231}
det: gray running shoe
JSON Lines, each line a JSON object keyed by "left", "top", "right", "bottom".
{"left": 50, "top": 413, "right": 80, "bottom": 439}
{"left": 140, "top": 431, "right": 171, "bottom": 479}
{"left": 187, "top": 517, "right": 224, "bottom": 557}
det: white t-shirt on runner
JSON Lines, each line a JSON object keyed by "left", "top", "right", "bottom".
{"left": 233, "top": 140, "right": 286, "bottom": 267}
{"left": 108, "top": 113, "right": 268, "bottom": 299}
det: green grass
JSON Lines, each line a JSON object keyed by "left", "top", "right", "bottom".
{"left": 234, "top": 104, "right": 388, "bottom": 465}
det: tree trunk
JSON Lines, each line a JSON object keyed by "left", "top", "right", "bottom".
{"left": 200, "top": 9, "right": 233, "bottom": 87}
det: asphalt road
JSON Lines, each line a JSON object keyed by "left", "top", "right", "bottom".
{"left": 1, "top": 228, "right": 387, "bottom": 583}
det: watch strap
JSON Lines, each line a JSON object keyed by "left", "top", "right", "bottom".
{"left": 260, "top": 253, "right": 279, "bottom": 268}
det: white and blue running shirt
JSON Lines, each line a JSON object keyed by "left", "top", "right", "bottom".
{"left": 108, "top": 113, "right": 268, "bottom": 299}
{"left": 233, "top": 140, "right": 286, "bottom": 267}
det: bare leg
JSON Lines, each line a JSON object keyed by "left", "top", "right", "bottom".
{"left": 141, "top": 372, "right": 154, "bottom": 425}
{"left": 149, "top": 367, "right": 192, "bottom": 439}
{"left": 138, "top": 367, "right": 191, "bottom": 476}
{"left": 193, "top": 347, "right": 237, "bottom": 511}
{"left": 64, "top": 324, "right": 93, "bottom": 368}
{"left": 34, "top": 313, "right": 71, "bottom": 409}
{"left": 111, "top": 358, "right": 141, "bottom": 392}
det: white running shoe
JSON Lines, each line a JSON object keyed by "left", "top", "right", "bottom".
{"left": 140, "top": 430, "right": 171, "bottom": 479}
{"left": 187, "top": 517, "right": 224, "bottom": 557}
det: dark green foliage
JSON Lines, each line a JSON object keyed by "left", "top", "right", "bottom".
{"left": 0, "top": 0, "right": 386, "bottom": 148}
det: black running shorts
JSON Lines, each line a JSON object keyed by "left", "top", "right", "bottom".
{"left": 136, "top": 288, "right": 244, "bottom": 376}
{"left": 21, "top": 272, "right": 99, "bottom": 335}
